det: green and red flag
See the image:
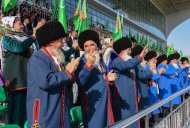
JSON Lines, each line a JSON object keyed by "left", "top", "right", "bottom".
{"left": 78, "top": 0, "right": 89, "bottom": 34}
{"left": 72, "top": 0, "right": 81, "bottom": 30}
{"left": 113, "top": 11, "right": 123, "bottom": 41}
{"left": 58, "top": 0, "right": 68, "bottom": 33}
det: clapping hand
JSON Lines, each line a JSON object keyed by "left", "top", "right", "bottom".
{"left": 158, "top": 68, "right": 165, "bottom": 75}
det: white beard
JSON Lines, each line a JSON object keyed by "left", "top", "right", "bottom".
{"left": 85, "top": 52, "right": 101, "bottom": 67}
{"left": 172, "top": 63, "right": 179, "bottom": 69}
{"left": 51, "top": 48, "right": 65, "bottom": 64}
{"left": 122, "top": 53, "right": 132, "bottom": 61}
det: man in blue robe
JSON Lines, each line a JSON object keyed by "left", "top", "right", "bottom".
{"left": 111, "top": 37, "right": 147, "bottom": 128}
{"left": 167, "top": 53, "right": 187, "bottom": 106}
{"left": 131, "top": 45, "right": 155, "bottom": 128}
{"left": 179, "top": 57, "right": 189, "bottom": 89}
{"left": 27, "top": 21, "right": 80, "bottom": 128}
{"left": 144, "top": 50, "right": 163, "bottom": 125}
{"left": 157, "top": 54, "right": 175, "bottom": 116}
{"left": 131, "top": 45, "right": 153, "bottom": 111}
{"left": 75, "top": 30, "right": 117, "bottom": 128}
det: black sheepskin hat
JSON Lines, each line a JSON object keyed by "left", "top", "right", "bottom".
{"left": 175, "top": 52, "right": 180, "bottom": 60}
{"left": 168, "top": 53, "right": 178, "bottom": 62}
{"left": 78, "top": 29, "right": 100, "bottom": 50}
{"left": 144, "top": 50, "right": 157, "bottom": 61}
{"left": 157, "top": 54, "right": 167, "bottom": 65}
{"left": 113, "top": 37, "right": 132, "bottom": 54}
{"left": 36, "top": 21, "right": 67, "bottom": 46}
{"left": 181, "top": 57, "right": 188, "bottom": 64}
{"left": 131, "top": 45, "right": 143, "bottom": 57}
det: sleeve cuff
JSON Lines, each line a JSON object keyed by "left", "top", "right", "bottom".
{"left": 85, "top": 64, "right": 94, "bottom": 71}
{"left": 65, "top": 70, "right": 73, "bottom": 79}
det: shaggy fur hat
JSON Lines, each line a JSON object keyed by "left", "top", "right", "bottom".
{"left": 113, "top": 37, "right": 132, "bottom": 54}
{"left": 181, "top": 57, "right": 188, "bottom": 64}
{"left": 131, "top": 45, "right": 143, "bottom": 57}
{"left": 157, "top": 54, "right": 167, "bottom": 65}
{"left": 144, "top": 50, "right": 157, "bottom": 61}
{"left": 168, "top": 53, "right": 178, "bottom": 62}
{"left": 78, "top": 29, "right": 100, "bottom": 50}
{"left": 36, "top": 21, "right": 67, "bottom": 46}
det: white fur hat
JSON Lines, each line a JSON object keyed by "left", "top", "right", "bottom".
{"left": 1, "top": 16, "right": 17, "bottom": 28}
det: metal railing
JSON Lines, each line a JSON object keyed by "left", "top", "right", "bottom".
{"left": 109, "top": 86, "right": 190, "bottom": 128}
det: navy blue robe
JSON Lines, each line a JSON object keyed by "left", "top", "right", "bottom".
{"left": 27, "top": 50, "right": 73, "bottom": 128}
{"left": 112, "top": 56, "right": 142, "bottom": 128}
{"left": 75, "top": 56, "right": 114, "bottom": 128}
{"left": 135, "top": 64, "right": 152, "bottom": 110}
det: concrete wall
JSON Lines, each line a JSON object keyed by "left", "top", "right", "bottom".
{"left": 166, "top": 8, "right": 190, "bottom": 37}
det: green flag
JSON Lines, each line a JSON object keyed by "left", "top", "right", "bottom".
{"left": 135, "top": 33, "right": 140, "bottom": 44}
{"left": 72, "top": 0, "right": 81, "bottom": 30}
{"left": 2, "top": 0, "right": 17, "bottom": 13}
{"left": 180, "top": 50, "right": 183, "bottom": 58}
{"left": 146, "top": 36, "right": 151, "bottom": 48}
{"left": 170, "top": 44, "right": 175, "bottom": 54}
{"left": 152, "top": 43, "right": 156, "bottom": 50}
{"left": 129, "top": 29, "right": 132, "bottom": 39}
{"left": 114, "top": 11, "right": 123, "bottom": 41}
{"left": 105, "top": 21, "right": 109, "bottom": 31}
{"left": 78, "top": 0, "right": 89, "bottom": 34}
{"left": 51, "top": 0, "right": 58, "bottom": 20}
{"left": 166, "top": 45, "right": 171, "bottom": 56}
{"left": 58, "top": 0, "right": 67, "bottom": 33}
{"left": 140, "top": 35, "right": 144, "bottom": 46}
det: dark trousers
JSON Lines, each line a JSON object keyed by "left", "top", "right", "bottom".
{"left": 8, "top": 90, "right": 27, "bottom": 128}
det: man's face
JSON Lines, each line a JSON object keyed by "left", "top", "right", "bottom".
{"left": 52, "top": 38, "right": 64, "bottom": 49}
{"left": 183, "top": 60, "right": 188, "bottom": 65}
{"left": 72, "top": 31, "right": 78, "bottom": 38}
{"left": 162, "top": 60, "right": 167, "bottom": 65}
{"left": 84, "top": 40, "right": 98, "bottom": 54}
{"left": 24, "top": 18, "right": 30, "bottom": 25}
{"left": 121, "top": 48, "right": 132, "bottom": 56}
{"left": 14, "top": 20, "right": 23, "bottom": 32}
{"left": 171, "top": 59, "right": 177, "bottom": 64}
{"left": 149, "top": 57, "right": 157, "bottom": 64}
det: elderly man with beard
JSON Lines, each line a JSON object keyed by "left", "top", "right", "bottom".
{"left": 179, "top": 57, "right": 190, "bottom": 90}
{"left": 131, "top": 45, "right": 156, "bottom": 111}
{"left": 27, "top": 21, "right": 80, "bottom": 128}
{"left": 144, "top": 50, "right": 165, "bottom": 125}
{"left": 1, "top": 17, "right": 37, "bottom": 127}
{"left": 111, "top": 37, "right": 147, "bottom": 128}
{"left": 75, "top": 29, "right": 117, "bottom": 128}
{"left": 156, "top": 54, "right": 176, "bottom": 116}
{"left": 168, "top": 53, "right": 188, "bottom": 107}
